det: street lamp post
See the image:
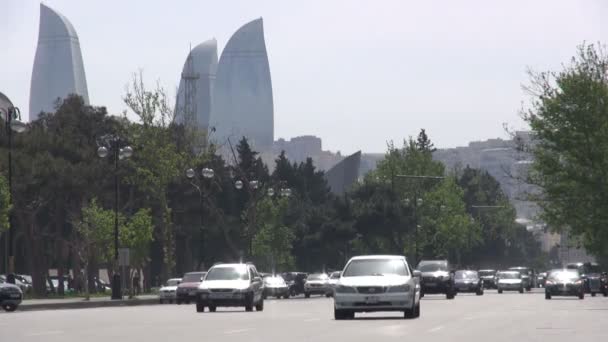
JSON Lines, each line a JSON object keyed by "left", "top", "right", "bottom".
{"left": 233, "top": 177, "right": 291, "bottom": 257}
{"left": 0, "top": 98, "right": 26, "bottom": 280}
{"left": 396, "top": 174, "right": 444, "bottom": 266}
{"left": 185, "top": 167, "right": 214, "bottom": 268}
{"left": 404, "top": 197, "right": 424, "bottom": 265}
{"left": 97, "top": 136, "right": 133, "bottom": 300}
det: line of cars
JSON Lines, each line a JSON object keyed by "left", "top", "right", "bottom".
{"left": 159, "top": 269, "right": 338, "bottom": 304}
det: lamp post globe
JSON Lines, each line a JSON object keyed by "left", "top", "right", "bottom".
{"left": 235, "top": 180, "right": 244, "bottom": 190}
{"left": 267, "top": 188, "right": 275, "bottom": 197}
{"left": 9, "top": 119, "right": 26, "bottom": 133}
{"left": 281, "top": 188, "right": 292, "bottom": 197}
{"left": 249, "top": 180, "right": 259, "bottom": 189}
{"left": 186, "top": 168, "right": 195, "bottom": 179}
{"left": 122, "top": 146, "right": 133, "bottom": 158}
{"left": 202, "top": 168, "right": 214, "bottom": 179}
{"left": 97, "top": 146, "right": 109, "bottom": 158}
{"left": 417, "top": 198, "right": 423, "bottom": 206}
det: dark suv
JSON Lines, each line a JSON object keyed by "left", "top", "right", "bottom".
{"left": 567, "top": 262, "right": 607, "bottom": 296}
{"left": 417, "top": 260, "right": 455, "bottom": 299}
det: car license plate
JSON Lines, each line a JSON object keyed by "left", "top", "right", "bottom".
{"left": 210, "top": 292, "right": 232, "bottom": 299}
{"left": 365, "top": 296, "right": 379, "bottom": 304}
{"left": 189, "top": 290, "right": 196, "bottom": 296}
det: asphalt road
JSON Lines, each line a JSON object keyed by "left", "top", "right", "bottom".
{"left": 1, "top": 289, "right": 607, "bottom": 342}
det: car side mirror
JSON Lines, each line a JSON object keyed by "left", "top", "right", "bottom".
{"left": 413, "top": 270, "right": 421, "bottom": 278}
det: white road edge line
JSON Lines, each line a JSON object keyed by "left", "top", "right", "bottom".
{"left": 25, "top": 331, "right": 64, "bottom": 337}
{"left": 428, "top": 325, "right": 444, "bottom": 333}
{"left": 224, "top": 328, "right": 252, "bottom": 335}
{"left": 303, "top": 318, "right": 321, "bottom": 322}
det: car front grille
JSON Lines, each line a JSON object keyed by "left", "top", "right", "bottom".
{"left": 423, "top": 277, "right": 438, "bottom": 283}
{"left": 356, "top": 286, "right": 386, "bottom": 294}
{"left": 210, "top": 289, "right": 234, "bottom": 293}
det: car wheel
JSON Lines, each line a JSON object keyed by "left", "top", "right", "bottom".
{"left": 603, "top": 291, "right": 608, "bottom": 297}
{"left": 404, "top": 300, "right": 417, "bottom": 319}
{"left": 305, "top": 292, "right": 310, "bottom": 298}
{"left": 498, "top": 289, "right": 503, "bottom": 294}
{"left": 209, "top": 306, "right": 217, "bottom": 312}
{"left": 2, "top": 304, "right": 17, "bottom": 312}
{"left": 334, "top": 308, "right": 346, "bottom": 320}
{"left": 176, "top": 299, "right": 182, "bottom": 305}
{"left": 256, "top": 298, "right": 264, "bottom": 311}
{"left": 545, "top": 292, "right": 551, "bottom": 300}
{"left": 325, "top": 293, "right": 331, "bottom": 298}
{"left": 519, "top": 287, "right": 524, "bottom": 294}
{"left": 159, "top": 299, "right": 164, "bottom": 304}
{"left": 476, "top": 289, "right": 483, "bottom": 296}
{"left": 169, "top": 299, "right": 173, "bottom": 304}
{"left": 185, "top": 300, "right": 190, "bottom": 304}
{"left": 263, "top": 293, "right": 267, "bottom": 300}
{"left": 591, "top": 292, "right": 596, "bottom": 297}
{"left": 526, "top": 287, "right": 531, "bottom": 292}
{"left": 446, "top": 289, "right": 455, "bottom": 300}
{"left": 579, "top": 292, "right": 584, "bottom": 300}
{"left": 196, "top": 302, "right": 205, "bottom": 312}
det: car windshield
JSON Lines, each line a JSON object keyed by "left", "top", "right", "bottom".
{"left": 478, "top": 270, "right": 495, "bottom": 277}
{"left": 206, "top": 267, "right": 249, "bottom": 281}
{"left": 330, "top": 272, "right": 341, "bottom": 279}
{"left": 548, "top": 271, "right": 580, "bottom": 281}
{"left": 418, "top": 261, "right": 448, "bottom": 272}
{"left": 166, "top": 279, "right": 180, "bottom": 286}
{"left": 498, "top": 272, "right": 520, "bottom": 279}
{"left": 343, "top": 259, "right": 409, "bottom": 277}
{"left": 182, "top": 273, "right": 205, "bottom": 282}
{"left": 307, "top": 274, "right": 328, "bottom": 281}
{"left": 455, "top": 271, "right": 478, "bottom": 279}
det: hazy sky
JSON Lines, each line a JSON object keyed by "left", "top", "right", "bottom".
{"left": 1, "top": 0, "right": 606, "bottom": 154}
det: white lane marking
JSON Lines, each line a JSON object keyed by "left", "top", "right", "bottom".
{"left": 25, "top": 331, "right": 64, "bottom": 337}
{"left": 224, "top": 328, "right": 252, "bottom": 335}
{"left": 428, "top": 325, "right": 444, "bottom": 333}
{"left": 303, "top": 318, "right": 321, "bottom": 322}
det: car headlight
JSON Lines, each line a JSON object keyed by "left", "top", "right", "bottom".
{"left": 335, "top": 285, "right": 356, "bottom": 294}
{"left": 388, "top": 284, "right": 410, "bottom": 293}
{"left": 575, "top": 280, "right": 583, "bottom": 285}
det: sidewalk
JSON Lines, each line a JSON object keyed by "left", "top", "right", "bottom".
{"left": 18, "top": 294, "right": 159, "bottom": 311}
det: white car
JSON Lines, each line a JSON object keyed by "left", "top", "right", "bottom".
{"left": 159, "top": 278, "right": 181, "bottom": 304}
{"left": 196, "top": 263, "right": 264, "bottom": 313}
{"left": 334, "top": 255, "right": 421, "bottom": 320}
{"left": 496, "top": 271, "right": 524, "bottom": 293}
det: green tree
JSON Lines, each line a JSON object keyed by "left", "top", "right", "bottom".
{"left": 0, "top": 174, "right": 10, "bottom": 234}
{"left": 523, "top": 43, "right": 608, "bottom": 260}
{"left": 252, "top": 197, "right": 295, "bottom": 272}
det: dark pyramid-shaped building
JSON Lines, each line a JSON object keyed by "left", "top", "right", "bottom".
{"left": 325, "top": 151, "right": 362, "bottom": 195}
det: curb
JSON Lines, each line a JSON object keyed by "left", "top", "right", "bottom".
{"left": 18, "top": 298, "right": 159, "bottom": 311}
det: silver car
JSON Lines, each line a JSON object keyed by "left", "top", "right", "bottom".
{"left": 304, "top": 273, "right": 332, "bottom": 298}
{"left": 496, "top": 271, "right": 524, "bottom": 293}
{"left": 159, "top": 278, "right": 181, "bottom": 304}
{"left": 333, "top": 255, "right": 421, "bottom": 320}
